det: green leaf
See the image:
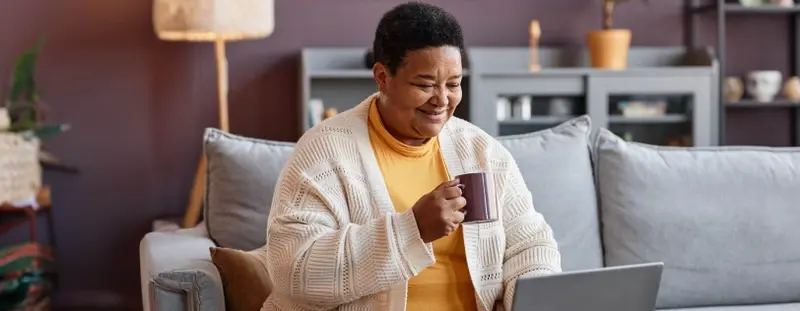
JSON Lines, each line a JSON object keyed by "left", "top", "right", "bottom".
{"left": 8, "top": 37, "right": 45, "bottom": 103}
{"left": 5, "top": 36, "right": 48, "bottom": 133}
{"left": 34, "top": 124, "right": 70, "bottom": 139}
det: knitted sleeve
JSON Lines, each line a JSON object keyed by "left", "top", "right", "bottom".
{"left": 264, "top": 140, "right": 435, "bottom": 310}
{"left": 498, "top": 150, "right": 563, "bottom": 311}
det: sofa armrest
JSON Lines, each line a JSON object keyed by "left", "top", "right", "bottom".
{"left": 140, "top": 224, "right": 225, "bottom": 311}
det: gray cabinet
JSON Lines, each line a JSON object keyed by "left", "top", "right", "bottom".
{"left": 468, "top": 46, "right": 718, "bottom": 146}
{"left": 300, "top": 46, "right": 718, "bottom": 146}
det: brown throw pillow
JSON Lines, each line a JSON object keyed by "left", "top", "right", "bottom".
{"left": 209, "top": 246, "right": 273, "bottom": 311}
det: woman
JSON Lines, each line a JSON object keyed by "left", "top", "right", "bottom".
{"left": 263, "top": 2, "right": 561, "bottom": 311}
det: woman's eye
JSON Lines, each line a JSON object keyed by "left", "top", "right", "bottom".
{"left": 447, "top": 83, "right": 461, "bottom": 88}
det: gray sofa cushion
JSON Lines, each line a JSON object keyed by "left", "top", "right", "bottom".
{"left": 204, "top": 128, "right": 295, "bottom": 250}
{"left": 497, "top": 115, "right": 603, "bottom": 272}
{"left": 594, "top": 129, "right": 800, "bottom": 309}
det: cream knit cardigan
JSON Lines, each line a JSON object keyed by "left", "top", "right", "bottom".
{"left": 263, "top": 94, "right": 561, "bottom": 311}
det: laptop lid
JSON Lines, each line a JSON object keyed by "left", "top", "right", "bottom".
{"left": 512, "top": 262, "right": 664, "bottom": 311}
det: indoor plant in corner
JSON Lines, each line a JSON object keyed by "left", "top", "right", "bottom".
{"left": 5, "top": 39, "right": 76, "bottom": 171}
{"left": 5, "top": 38, "right": 70, "bottom": 139}
{"left": 587, "top": 0, "right": 648, "bottom": 70}
{"left": 0, "top": 38, "right": 74, "bottom": 203}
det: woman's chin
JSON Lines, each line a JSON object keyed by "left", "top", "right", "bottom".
{"left": 414, "top": 123, "right": 445, "bottom": 138}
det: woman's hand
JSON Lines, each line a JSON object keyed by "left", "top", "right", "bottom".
{"left": 411, "top": 179, "right": 467, "bottom": 243}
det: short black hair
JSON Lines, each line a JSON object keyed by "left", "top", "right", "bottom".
{"left": 372, "top": 2, "right": 466, "bottom": 76}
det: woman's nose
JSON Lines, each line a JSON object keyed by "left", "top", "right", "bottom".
{"left": 432, "top": 87, "right": 449, "bottom": 107}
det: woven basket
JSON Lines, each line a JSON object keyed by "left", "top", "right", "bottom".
{"left": 0, "top": 133, "right": 41, "bottom": 204}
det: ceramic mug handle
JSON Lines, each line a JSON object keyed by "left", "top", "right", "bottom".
{"left": 458, "top": 183, "right": 467, "bottom": 216}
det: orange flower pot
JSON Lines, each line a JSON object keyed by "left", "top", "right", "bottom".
{"left": 587, "top": 29, "right": 632, "bottom": 70}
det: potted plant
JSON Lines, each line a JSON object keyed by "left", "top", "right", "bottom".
{"left": 587, "top": 0, "right": 648, "bottom": 70}
{"left": 3, "top": 39, "right": 76, "bottom": 175}
{"left": 4, "top": 38, "right": 70, "bottom": 140}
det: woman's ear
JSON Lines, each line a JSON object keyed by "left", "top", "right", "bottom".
{"left": 373, "top": 62, "right": 390, "bottom": 93}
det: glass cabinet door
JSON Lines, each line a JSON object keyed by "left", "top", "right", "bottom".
{"left": 587, "top": 75, "right": 716, "bottom": 146}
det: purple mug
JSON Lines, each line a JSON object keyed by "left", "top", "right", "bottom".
{"left": 457, "top": 172, "right": 500, "bottom": 224}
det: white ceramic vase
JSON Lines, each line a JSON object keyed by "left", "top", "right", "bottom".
{"left": 746, "top": 70, "right": 782, "bottom": 103}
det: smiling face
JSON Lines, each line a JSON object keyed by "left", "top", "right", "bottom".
{"left": 373, "top": 46, "right": 464, "bottom": 145}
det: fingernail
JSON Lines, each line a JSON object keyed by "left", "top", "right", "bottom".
{"left": 457, "top": 184, "right": 465, "bottom": 189}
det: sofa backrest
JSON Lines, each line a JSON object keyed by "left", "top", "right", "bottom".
{"left": 593, "top": 128, "right": 800, "bottom": 309}
{"left": 203, "top": 116, "right": 800, "bottom": 309}
{"left": 202, "top": 116, "right": 607, "bottom": 273}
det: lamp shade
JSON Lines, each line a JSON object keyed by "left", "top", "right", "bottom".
{"left": 153, "top": 0, "right": 274, "bottom": 42}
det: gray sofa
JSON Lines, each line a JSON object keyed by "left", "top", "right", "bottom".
{"left": 139, "top": 116, "right": 800, "bottom": 311}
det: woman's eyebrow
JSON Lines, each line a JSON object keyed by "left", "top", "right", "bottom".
{"left": 413, "top": 73, "right": 462, "bottom": 80}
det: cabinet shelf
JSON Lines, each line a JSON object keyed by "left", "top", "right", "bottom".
{"left": 309, "top": 70, "right": 374, "bottom": 79}
{"left": 609, "top": 115, "right": 690, "bottom": 124}
{"left": 693, "top": 3, "right": 800, "bottom": 14}
{"left": 309, "top": 69, "right": 471, "bottom": 79}
{"left": 500, "top": 116, "right": 577, "bottom": 125}
{"left": 726, "top": 99, "right": 800, "bottom": 108}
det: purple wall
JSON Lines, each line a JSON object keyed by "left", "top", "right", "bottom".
{"left": 0, "top": 0, "right": 791, "bottom": 308}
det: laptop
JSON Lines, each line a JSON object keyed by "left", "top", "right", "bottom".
{"left": 511, "top": 262, "right": 664, "bottom": 311}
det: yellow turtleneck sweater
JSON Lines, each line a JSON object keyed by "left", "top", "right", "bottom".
{"left": 367, "top": 100, "right": 478, "bottom": 311}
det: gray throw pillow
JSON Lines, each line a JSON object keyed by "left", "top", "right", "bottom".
{"left": 203, "top": 128, "right": 295, "bottom": 251}
{"left": 496, "top": 115, "right": 603, "bottom": 272}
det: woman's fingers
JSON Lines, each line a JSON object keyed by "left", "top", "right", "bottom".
{"left": 440, "top": 184, "right": 463, "bottom": 199}
{"left": 452, "top": 209, "right": 465, "bottom": 224}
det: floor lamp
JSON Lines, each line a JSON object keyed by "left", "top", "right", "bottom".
{"left": 152, "top": 0, "right": 275, "bottom": 228}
